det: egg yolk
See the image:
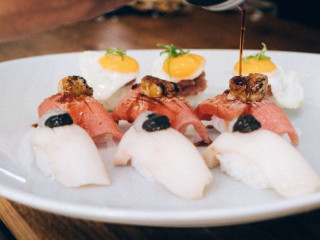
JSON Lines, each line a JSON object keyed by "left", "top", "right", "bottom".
{"left": 233, "top": 58, "right": 277, "bottom": 74}
{"left": 163, "top": 54, "right": 204, "bottom": 79}
{"left": 99, "top": 54, "right": 139, "bottom": 73}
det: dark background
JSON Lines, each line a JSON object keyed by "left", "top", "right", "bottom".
{"left": 274, "top": 0, "right": 320, "bottom": 27}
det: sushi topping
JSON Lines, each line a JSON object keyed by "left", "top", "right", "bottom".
{"left": 58, "top": 75, "right": 93, "bottom": 97}
{"left": 44, "top": 112, "right": 73, "bottom": 128}
{"left": 233, "top": 114, "right": 261, "bottom": 133}
{"left": 157, "top": 43, "right": 189, "bottom": 78}
{"left": 243, "top": 43, "right": 271, "bottom": 61}
{"left": 105, "top": 47, "right": 126, "bottom": 60}
{"left": 141, "top": 75, "right": 179, "bottom": 98}
{"left": 229, "top": 73, "right": 268, "bottom": 102}
{"left": 157, "top": 43, "right": 189, "bottom": 58}
{"left": 142, "top": 112, "right": 171, "bottom": 132}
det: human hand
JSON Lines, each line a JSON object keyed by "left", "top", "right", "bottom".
{"left": 0, "top": 0, "right": 133, "bottom": 42}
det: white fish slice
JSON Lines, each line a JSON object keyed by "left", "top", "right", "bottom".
{"left": 114, "top": 112, "right": 213, "bottom": 200}
{"left": 30, "top": 110, "right": 110, "bottom": 187}
{"left": 202, "top": 129, "right": 320, "bottom": 198}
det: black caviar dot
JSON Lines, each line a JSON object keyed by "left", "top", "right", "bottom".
{"left": 45, "top": 113, "right": 73, "bottom": 128}
{"left": 147, "top": 112, "right": 157, "bottom": 119}
{"left": 233, "top": 114, "right": 261, "bottom": 133}
{"left": 142, "top": 113, "right": 171, "bottom": 132}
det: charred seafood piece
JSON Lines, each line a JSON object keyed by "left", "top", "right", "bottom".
{"left": 141, "top": 75, "right": 179, "bottom": 98}
{"left": 229, "top": 73, "right": 268, "bottom": 102}
{"left": 58, "top": 75, "right": 93, "bottom": 97}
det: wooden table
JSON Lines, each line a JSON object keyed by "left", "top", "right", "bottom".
{"left": 1, "top": 6, "right": 320, "bottom": 239}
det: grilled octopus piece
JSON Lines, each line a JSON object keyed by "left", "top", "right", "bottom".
{"left": 58, "top": 75, "right": 93, "bottom": 97}
{"left": 141, "top": 75, "right": 180, "bottom": 98}
{"left": 228, "top": 73, "right": 268, "bottom": 102}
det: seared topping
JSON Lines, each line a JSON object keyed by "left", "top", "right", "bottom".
{"left": 246, "top": 74, "right": 268, "bottom": 102}
{"left": 233, "top": 114, "right": 261, "bottom": 133}
{"left": 229, "top": 73, "right": 268, "bottom": 102}
{"left": 229, "top": 75, "right": 247, "bottom": 102}
{"left": 141, "top": 75, "right": 179, "bottom": 98}
{"left": 45, "top": 112, "right": 73, "bottom": 128}
{"left": 58, "top": 76, "right": 93, "bottom": 97}
{"left": 142, "top": 112, "right": 171, "bottom": 132}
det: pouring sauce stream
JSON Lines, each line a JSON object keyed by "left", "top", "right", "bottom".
{"left": 238, "top": 3, "right": 247, "bottom": 76}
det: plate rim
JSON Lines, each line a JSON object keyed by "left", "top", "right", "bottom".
{"left": 0, "top": 184, "right": 320, "bottom": 227}
{"left": 1, "top": 182, "right": 320, "bottom": 227}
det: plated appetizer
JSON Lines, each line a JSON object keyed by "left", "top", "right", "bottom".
{"left": 112, "top": 75, "right": 211, "bottom": 144}
{"left": 38, "top": 75, "right": 123, "bottom": 143}
{"left": 150, "top": 44, "right": 207, "bottom": 105}
{"left": 202, "top": 114, "right": 320, "bottom": 198}
{"left": 233, "top": 43, "right": 303, "bottom": 109}
{"left": 114, "top": 111, "right": 213, "bottom": 200}
{"left": 30, "top": 109, "right": 110, "bottom": 187}
{"left": 195, "top": 73, "right": 299, "bottom": 145}
{"left": 19, "top": 49, "right": 318, "bottom": 201}
{"left": 79, "top": 47, "right": 139, "bottom": 110}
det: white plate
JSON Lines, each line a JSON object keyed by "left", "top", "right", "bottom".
{"left": 0, "top": 50, "right": 320, "bottom": 227}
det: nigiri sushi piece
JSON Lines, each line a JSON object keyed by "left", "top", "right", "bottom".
{"left": 202, "top": 115, "right": 320, "bottom": 198}
{"left": 112, "top": 75, "right": 211, "bottom": 144}
{"left": 30, "top": 109, "right": 110, "bottom": 187}
{"left": 195, "top": 73, "right": 299, "bottom": 145}
{"left": 79, "top": 47, "right": 139, "bottom": 110}
{"left": 38, "top": 75, "right": 123, "bottom": 143}
{"left": 233, "top": 43, "right": 303, "bottom": 109}
{"left": 114, "top": 111, "right": 213, "bottom": 200}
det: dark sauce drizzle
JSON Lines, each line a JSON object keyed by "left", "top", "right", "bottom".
{"left": 238, "top": 3, "right": 247, "bottom": 76}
